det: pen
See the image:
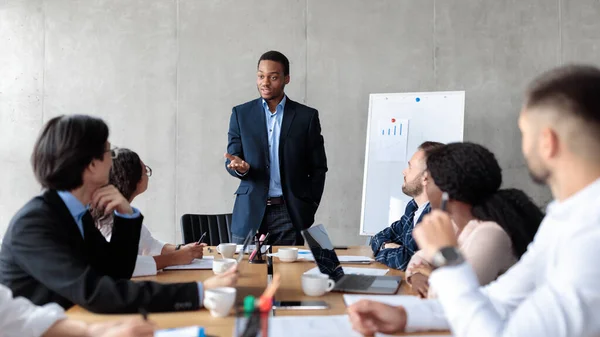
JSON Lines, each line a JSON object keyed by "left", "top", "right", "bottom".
{"left": 196, "top": 232, "right": 207, "bottom": 245}
{"left": 261, "top": 232, "right": 270, "bottom": 246}
{"left": 249, "top": 234, "right": 266, "bottom": 261}
{"left": 241, "top": 296, "right": 259, "bottom": 337}
{"left": 139, "top": 307, "right": 148, "bottom": 321}
{"left": 441, "top": 192, "right": 449, "bottom": 211}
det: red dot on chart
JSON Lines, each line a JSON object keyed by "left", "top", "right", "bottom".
{"left": 391, "top": 118, "right": 396, "bottom": 123}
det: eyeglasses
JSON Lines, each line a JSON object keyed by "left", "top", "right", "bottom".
{"left": 145, "top": 165, "right": 152, "bottom": 177}
{"left": 106, "top": 146, "right": 121, "bottom": 159}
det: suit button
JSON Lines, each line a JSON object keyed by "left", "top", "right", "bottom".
{"left": 267, "top": 165, "right": 270, "bottom": 169}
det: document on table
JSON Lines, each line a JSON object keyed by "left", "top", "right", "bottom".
{"left": 268, "top": 315, "right": 450, "bottom": 337}
{"left": 236, "top": 244, "right": 270, "bottom": 254}
{"left": 305, "top": 266, "right": 388, "bottom": 276}
{"left": 343, "top": 294, "right": 424, "bottom": 307}
{"left": 155, "top": 326, "right": 204, "bottom": 337}
{"left": 163, "top": 256, "right": 213, "bottom": 270}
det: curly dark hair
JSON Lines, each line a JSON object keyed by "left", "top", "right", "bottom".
{"left": 108, "top": 148, "right": 143, "bottom": 201}
{"left": 427, "top": 142, "right": 544, "bottom": 258}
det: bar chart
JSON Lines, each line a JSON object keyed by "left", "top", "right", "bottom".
{"left": 381, "top": 119, "right": 403, "bottom": 136}
{"left": 375, "top": 118, "right": 409, "bottom": 163}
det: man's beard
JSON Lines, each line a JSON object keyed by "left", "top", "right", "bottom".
{"left": 402, "top": 175, "right": 424, "bottom": 197}
{"left": 526, "top": 155, "right": 550, "bottom": 185}
{"left": 528, "top": 167, "right": 550, "bottom": 185}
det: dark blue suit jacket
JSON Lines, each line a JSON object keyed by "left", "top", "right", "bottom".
{"left": 226, "top": 97, "right": 327, "bottom": 238}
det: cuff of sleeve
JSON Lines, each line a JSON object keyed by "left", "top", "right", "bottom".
{"left": 197, "top": 282, "right": 204, "bottom": 308}
{"left": 114, "top": 207, "right": 141, "bottom": 219}
{"left": 430, "top": 262, "right": 479, "bottom": 300}
{"left": 234, "top": 169, "right": 248, "bottom": 177}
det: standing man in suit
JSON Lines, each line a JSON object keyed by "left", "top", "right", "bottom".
{"left": 0, "top": 114, "right": 237, "bottom": 313}
{"left": 225, "top": 51, "right": 328, "bottom": 245}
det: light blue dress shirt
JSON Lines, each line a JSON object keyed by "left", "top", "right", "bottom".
{"left": 57, "top": 191, "right": 140, "bottom": 238}
{"left": 262, "top": 96, "right": 286, "bottom": 198}
{"left": 56, "top": 191, "right": 204, "bottom": 306}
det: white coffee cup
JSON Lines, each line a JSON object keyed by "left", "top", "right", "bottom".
{"left": 302, "top": 273, "right": 335, "bottom": 296}
{"left": 212, "top": 258, "right": 237, "bottom": 275}
{"left": 277, "top": 247, "right": 298, "bottom": 262}
{"left": 217, "top": 243, "right": 237, "bottom": 259}
{"left": 203, "top": 287, "right": 236, "bottom": 317}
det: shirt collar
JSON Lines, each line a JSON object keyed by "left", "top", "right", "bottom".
{"left": 546, "top": 177, "right": 600, "bottom": 216}
{"left": 56, "top": 190, "right": 89, "bottom": 221}
{"left": 262, "top": 95, "right": 287, "bottom": 114}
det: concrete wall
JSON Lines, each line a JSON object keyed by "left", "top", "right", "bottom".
{"left": 1, "top": 0, "right": 599, "bottom": 245}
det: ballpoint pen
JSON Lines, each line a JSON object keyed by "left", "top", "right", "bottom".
{"left": 197, "top": 232, "right": 207, "bottom": 245}
{"left": 441, "top": 192, "right": 449, "bottom": 211}
{"left": 139, "top": 307, "right": 148, "bottom": 321}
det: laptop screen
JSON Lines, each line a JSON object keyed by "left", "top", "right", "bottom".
{"left": 301, "top": 224, "right": 345, "bottom": 282}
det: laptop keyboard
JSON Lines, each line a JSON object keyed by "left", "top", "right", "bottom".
{"left": 336, "top": 275, "right": 377, "bottom": 290}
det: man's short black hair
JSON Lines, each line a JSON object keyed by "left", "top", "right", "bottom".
{"left": 258, "top": 51, "right": 290, "bottom": 76}
{"left": 31, "top": 114, "right": 109, "bottom": 191}
{"left": 418, "top": 141, "right": 445, "bottom": 159}
{"left": 526, "top": 64, "right": 600, "bottom": 142}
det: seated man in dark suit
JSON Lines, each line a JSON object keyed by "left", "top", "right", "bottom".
{"left": 0, "top": 114, "right": 237, "bottom": 313}
{"left": 370, "top": 142, "right": 444, "bottom": 270}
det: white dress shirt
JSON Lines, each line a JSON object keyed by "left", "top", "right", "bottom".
{"left": 402, "top": 177, "right": 600, "bottom": 337}
{"left": 0, "top": 283, "right": 66, "bottom": 337}
{"left": 413, "top": 201, "right": 429, "bottom": 227}
{"left": 105, "top": 224, "right": 166, "bottom": 277}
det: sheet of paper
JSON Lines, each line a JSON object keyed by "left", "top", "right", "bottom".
{"left": 267, "top": 315, "right": 397, "bottom": 337}
{"left": 374, "top": 118, "right": 409, "bottom": 163}
{"left": 155, "top": 326, "right": 203, "bottom": 337}
{"left": 338, "top": 256, "right": 373, "bottom": 263}
{"left": 305, "top": 266, "right": 388, "bottom": 276}
{"left": 236, "top": 244, "right": 270, "bottom": 254}
{"left": 343, "top": 294, "right": 424, "bottom": 307}
{"left": 163, "top": 256, "right": 213, "bottom": 270}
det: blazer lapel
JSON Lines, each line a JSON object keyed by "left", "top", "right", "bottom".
{"left": 253, "top": 99, "right": 270, "bottom": 162}
{"left": 279, "top": 98, "right": 297, "bottom": 155}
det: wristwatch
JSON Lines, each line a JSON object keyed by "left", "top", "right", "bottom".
{"left": 175, "top": 244, "right": 183, "bottom": 250}
{"left": 431, "top": 246, "right": 464, "bottom": 268}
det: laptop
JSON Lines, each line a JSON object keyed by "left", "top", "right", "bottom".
{"left": 301, "top": 224, "right": 402, "bottom": 294}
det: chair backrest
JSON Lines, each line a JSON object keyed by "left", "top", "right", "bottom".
{"left": 180, "top": 213, "right": 233, "bottom": 245}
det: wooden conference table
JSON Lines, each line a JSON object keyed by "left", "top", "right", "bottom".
{"left": 67, "top": 246, "right": 449, "bottom": 336}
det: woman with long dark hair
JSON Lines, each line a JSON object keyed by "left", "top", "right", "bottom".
{"left": 406, "top": 142, "right": 544, "bottom": 298}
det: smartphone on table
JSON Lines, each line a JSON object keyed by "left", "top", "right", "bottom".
{"left": 272, "top": 301, "right": 329, "bottom": 310}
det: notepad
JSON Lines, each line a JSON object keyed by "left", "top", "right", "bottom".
{"left": 163, "top": 256, "right": 214, "bottom": 270}
{"left": 305, "top": 266, "right": 388, "bottom": 276}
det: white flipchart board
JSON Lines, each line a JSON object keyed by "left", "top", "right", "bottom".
{"left": 360, "top": 91, "right": 465, "bottom": 236}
